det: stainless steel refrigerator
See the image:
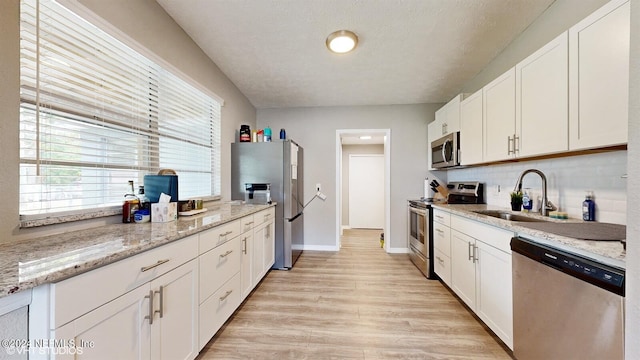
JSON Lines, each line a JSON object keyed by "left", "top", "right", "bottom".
{"left": 231, "top": 140, "right": 303, "bottom": 269}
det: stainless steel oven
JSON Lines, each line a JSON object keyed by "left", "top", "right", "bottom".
{"left": 431, "top": 131, "right": 460, "bottom": 169}
{"left": 408, "top": 200, "right": 433, "bottom": 278}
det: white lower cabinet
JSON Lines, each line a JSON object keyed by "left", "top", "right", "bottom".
{"left": 240, "top": 232, "right": 254, "bottom": 300}
{"left": 54, "top": 258, "right": 199, "bottom": 360}
{"left": 29, "top": 206, "right": 277, "bottom": 360}
{"left": 198, "top": 273, "right": 241, "bottom": 349}
{"left": 448, "top": 213, "right": 514, "bottom": 350}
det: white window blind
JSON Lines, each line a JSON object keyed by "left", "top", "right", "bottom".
{"left": 19, "top": 0, "right": 221, "bottom": 218}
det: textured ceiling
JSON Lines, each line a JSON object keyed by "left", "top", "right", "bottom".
{"left": 156, "top": 0, "right": 555, "bottom": 109}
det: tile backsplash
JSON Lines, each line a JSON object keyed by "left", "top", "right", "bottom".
{"left": 445, "top": 151, "right": 627, "bottom": 225}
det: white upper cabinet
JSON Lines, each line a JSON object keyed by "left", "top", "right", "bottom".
{"left": 569, "top": 0, "right": 629, "bottom": 150}
{"left": 516, "top": 31, "right": 569, "bottom": 157}
{"left": 483, "top": 68, "right": 516, "bottom": 162}
{"left": 460, "top": 89, "right": 483, "bottom": 165}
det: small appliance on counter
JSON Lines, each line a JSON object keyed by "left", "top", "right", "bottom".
{"left": 408, "top": 181, "right": 484, "bottom": 279}
{"left": 244, "top": 183, "right": 272, "bottom": 204}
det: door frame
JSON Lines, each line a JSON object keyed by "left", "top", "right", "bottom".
{"left": 335, "top": 129, "right": 391, "bottom": 251}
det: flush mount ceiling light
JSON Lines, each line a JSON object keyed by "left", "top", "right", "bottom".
{"left": 326, "top": 30, "right": 358, "bottom": 54}
{"left": 359, "top": 135, "right": 372, "bottom": 140}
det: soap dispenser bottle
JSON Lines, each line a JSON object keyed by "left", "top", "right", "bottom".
{"left": 582, "top": 191, "right": 595, "bottom": 221}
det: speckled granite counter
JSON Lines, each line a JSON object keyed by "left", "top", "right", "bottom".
{"left": 432, "top": 204, "right": 626, "bottom": 269}
{"left": 0, "top": 202, "right": 274, "bottom": 299}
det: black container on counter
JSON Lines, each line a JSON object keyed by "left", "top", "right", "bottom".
{"left": 240, "top": 125, "right": 251, "bottom": 142}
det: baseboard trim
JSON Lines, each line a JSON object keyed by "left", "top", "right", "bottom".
{"left": 302, "top": 244, "right": 340, "bottom": 252}
{"left": 386, "top": 247, "right": 410, "bottom": 254}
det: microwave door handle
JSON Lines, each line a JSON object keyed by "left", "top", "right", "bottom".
{"left": 442, "top": 139, "right": 451, "bottom": 163}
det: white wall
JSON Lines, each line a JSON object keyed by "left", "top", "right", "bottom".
{"left": 0, "top": 0, "right": 256, "bottom": 242}
{"left": 258, "top": 104, "right": 439, "bottom": 250}
{"left": 448, "top": 151, "right": 628, "bottom": 224}
{"left": 341, "top": 144, "right": 384, "bottom": 227}
{"left": 626, "top": 0, "right": 639, "bottom": 357}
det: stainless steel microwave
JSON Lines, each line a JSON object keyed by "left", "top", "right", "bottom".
{"left": 431, "top": 131, "right": 460, "bottom": 169}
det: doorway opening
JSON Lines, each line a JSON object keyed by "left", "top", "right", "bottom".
{"left": 335, "top": 129, "right": 390, "bottom": 251}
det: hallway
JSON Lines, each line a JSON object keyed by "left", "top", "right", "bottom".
{"left": 197, "top": 229, "right": 511, "bottom": 359}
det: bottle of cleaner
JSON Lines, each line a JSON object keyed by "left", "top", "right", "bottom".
{"left": 264, "top": 126, "right": 272, "bottom": 142}
{"left": 582, "top": 191, "right": 595, "bottom": 221}
{"left": 522, "top": 189, "right": 532, "bottom": 212}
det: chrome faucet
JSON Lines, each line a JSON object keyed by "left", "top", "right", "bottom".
{"left": 513, "top": 169, "right": 557, "bottom": 216}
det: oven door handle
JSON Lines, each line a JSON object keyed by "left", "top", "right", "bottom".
{"left": 409, "top": 206, "right": 426, "bottom": 215}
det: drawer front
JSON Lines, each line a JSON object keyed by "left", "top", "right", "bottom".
{"left": 199, "top": 237, "right": 241, "bottom": 303}
{"left": 434, "top": 249, "right": 451, "bottom": 287}
{"left": 254, "top": 207, "right": 275, "bottom": 226}
{"left": 199, "top": 272, "right": 241, "bottom": 350}
{"left": 451, "top": 215, "right": 514, "bottom": 253}
{"left": 240, "top": 214, "right": 255, "bottom": 234}
{"left": 52, "top": 234, "right": 198, "bottom": 328}
{"left": 433, "top": 209, "right": 451, "bottom": 226}
{"left": 199, "top": 220, "right": 241, "bottom": 254}
{"left": 433, "top": 222, "right": 451, "bottom": 256}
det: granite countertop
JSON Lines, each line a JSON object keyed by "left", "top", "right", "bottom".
{"left": 0, "top": 202, "right": 274, "bottom": 300}
{"left": 432, "top": 204, "right": 626, "bottom": 269}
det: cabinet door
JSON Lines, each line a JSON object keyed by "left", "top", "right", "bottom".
{"left": 450, "top": 230, "right": 476, "bottom": 310}
{"left": 54, "top": 284, "right": 151, "bottom": 360}
{"left": 475, "top": 241, "right": 513, "bottom": 350}
{"left": 445, "top": 95, "right": 462, "bottom": 135}
{"left": 516, "top": 31, "right": 569, "bottom": 157}
{"left": 569, "top": 0, "right": 629, "bottom": 150}
{"left": 460, "top": 89, "right": 483, "bottom": 165}
{"left": 240, "top": 232, "right": 254, "bottom": 300}
{"left": 483, "top": 68, "right": 516, "bottom": 162}
{"left": 434, "top": 249, "right": 451, "bottom": 287}
{"left": 252, "top": 223, "right": 265, "bottom": 284}
{"left": 150, "top": 259, "right": 198, "bottom": 360}
{"left": 263, "top": 220, "right": 275, "bottom": 272}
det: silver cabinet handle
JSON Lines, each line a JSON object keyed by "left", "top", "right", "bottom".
{"left": 242, "top": 237, "right": 247, "bottom": 254}
{"left": 435, "top": 228, "right": 444, "bottom": 234}
{"left": 219, "top": 231, "right": 233, "bottom": 239}
{"left": 155, "top": 286, "right": 164, "bottom": 319}
{"left": 514, "top": 134, "right": 520, "bottom": 154}
{"left": 219, "top": 289, "right": 233, "bottom": 301}
{"left": 141, "top": 259, "right": 170, "bottom": 272}
{"left": 468, "top": 242, "right": 473, "bottom": 261}
{"left": 144, "top": 290, "right": 154, "bottom": 325}
{"left": 472, "top": 244, "right": 478, "bottom": 263}
{"left": 219, "top": 250, "right": 233, "bottom": 258}
{"left": 507, "top": 136, "right": 514, "bottom": 155}
{"left": 436, "top": 256, "right": 444, "bottom": 265}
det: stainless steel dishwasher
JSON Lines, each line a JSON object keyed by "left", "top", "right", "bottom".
{"left": 511, "top": 237, "right": 625, "bottom": 360}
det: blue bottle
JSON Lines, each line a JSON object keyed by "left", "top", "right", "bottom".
{"left": 522, "top": 189, "right": 532, "bottom": 212}
{"left": 582, "top": 191, "right": 595, "bottom": 221}
{"left": 279, "top": 128, "right": 286, "bottom": 140}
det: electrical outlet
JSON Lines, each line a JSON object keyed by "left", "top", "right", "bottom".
{"left": 316, "top": 183, "right": 321, "bottom": 192}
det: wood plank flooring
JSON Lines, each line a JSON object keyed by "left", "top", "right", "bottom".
{"left": 197, "top": 229, "right": 512, "bottom": 359}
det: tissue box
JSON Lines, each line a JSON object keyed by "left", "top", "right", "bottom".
{"left": 151, "top": 202, "right": 177, "bottom": 223}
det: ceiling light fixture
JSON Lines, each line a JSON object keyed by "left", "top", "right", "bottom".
{"left": 359, "top": 135, "right": 372, "bottom": 140}
{"left": 326, "top": 30, "right": 358, "bottom": 54}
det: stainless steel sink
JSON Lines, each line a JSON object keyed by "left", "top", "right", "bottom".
{"left": 473, "top": 210, "right": 549, "bottom": 222}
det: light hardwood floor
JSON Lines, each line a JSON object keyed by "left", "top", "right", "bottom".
{"left": 197, "top": 229, "right": 513, "bottom": 359}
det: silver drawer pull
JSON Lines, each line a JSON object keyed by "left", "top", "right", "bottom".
{"left": 245, "top": 221, "right": 254, "bottom": 226}
{"left": 219, "top": 231, "right": 233, "bottom": 238}
{"left": 141, "top": 259, "right": 170, "bottom": 272}
{"left": 435, "top": 228, "right": 444, "bottom": 234}
{"left": 219, "top": 289, "right": 233, "bottom": 301}
{"left": 219, "top": 250, "right": 233, "bottom": 258}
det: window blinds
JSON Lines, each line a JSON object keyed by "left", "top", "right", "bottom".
{"left": 19, "top": 0, "right": 221, "bottom": 218}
